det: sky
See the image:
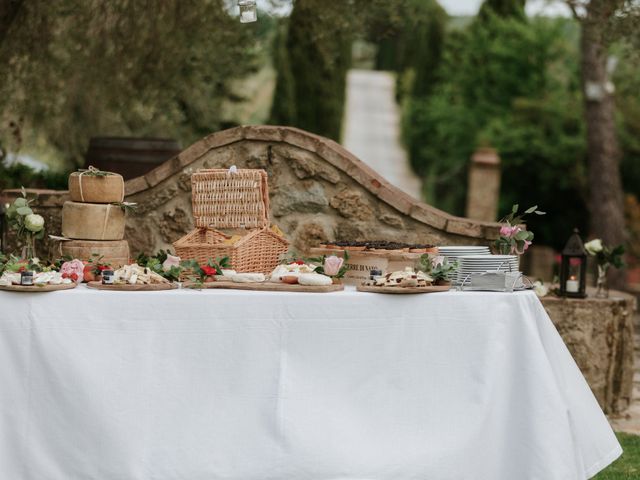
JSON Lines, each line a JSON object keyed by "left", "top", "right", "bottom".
{"left": 255, "top": 0, "right": 572, "bottom": 17}
{"left": 439, "top": 0, "right": 571, "bottom": 16}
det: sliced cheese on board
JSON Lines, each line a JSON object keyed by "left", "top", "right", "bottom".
{"left": 62, "top": 201, "right": 125, "bottom": 240}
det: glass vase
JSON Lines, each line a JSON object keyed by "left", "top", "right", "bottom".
{"left": 21, "top": 234, "right": 36, "bottom": 261}
{"left": 497, "top": 243, "right": 512, "bottom": 255}
{"left": 595, "top": 263, "right": 609, "bottom": 299}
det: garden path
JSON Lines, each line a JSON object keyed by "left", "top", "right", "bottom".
{"left": 343, "top": 69, "right": 422, "bottom": 200}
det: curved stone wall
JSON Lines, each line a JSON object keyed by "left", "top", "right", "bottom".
{"left": 1, "top": 126, "right": 501, "bottom": 256}
{"left": 121, "top": 125, "right": 501, "bottom": 254}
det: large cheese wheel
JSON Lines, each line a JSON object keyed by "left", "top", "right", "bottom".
{"left": 62, "top": 201, "right": 125, "bottom": 240}
{"left": 59, "top": 239, "right": 130, "bottom": 268}
{"left": 69, "top": 172, "right": 124, "bottom": 203}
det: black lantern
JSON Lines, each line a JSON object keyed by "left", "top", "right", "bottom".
{"left": 559, "top": 228, "right": 587, "bottom": 298}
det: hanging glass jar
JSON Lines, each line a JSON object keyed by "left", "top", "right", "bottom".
{"left": 238, "top": 0, "right": 257, "bottom": 23}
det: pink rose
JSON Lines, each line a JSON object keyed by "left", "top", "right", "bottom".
{"left": 60, "top": 259, "right": 85, "bottom": 283}
{"left": 500, "top": 225, "right": 522, "bottom": 238}
{"left": 323, "top": 255, "right": 344, "bottom": 277}
{"left": 162, "top": 254, "right": 181, "bottom": 272}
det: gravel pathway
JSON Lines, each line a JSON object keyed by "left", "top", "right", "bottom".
{"left": 343, "top": 69, "right": 422, "bottom": 200}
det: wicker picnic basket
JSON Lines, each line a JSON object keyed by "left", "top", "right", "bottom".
{"left": 173, "top": 168, "right": 289, "bottom": 273}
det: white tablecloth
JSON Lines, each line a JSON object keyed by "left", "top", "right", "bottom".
{"left": 0, "top": 287, "right": 620, "bottom": 479}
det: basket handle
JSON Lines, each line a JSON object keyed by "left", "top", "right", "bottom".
{"left": 260, "top": 171, "right": 270, "bottom": 225}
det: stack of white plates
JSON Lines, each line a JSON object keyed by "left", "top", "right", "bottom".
{"left": 438, "top": 246, "right": 491, "bottom": 264}
{"left": 437, "top": 246, "right": 491, "bottom": 283}
{"left": 457, "top": 255, "right": 519, "bottom": 285}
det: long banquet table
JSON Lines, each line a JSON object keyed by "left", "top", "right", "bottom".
{"left": 0, "top": 286, "right": 621, "bottom": 479}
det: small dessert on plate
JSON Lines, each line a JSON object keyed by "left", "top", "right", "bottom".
{"left": 270, "top": 262, "right": 317, "bottom": 283}
{"left": 366, "top": 267, "right": 435, "bottom": 288}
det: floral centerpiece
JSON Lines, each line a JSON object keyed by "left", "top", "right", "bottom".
{"left": 5, "top": 188, "right": 45, "bottom": 259}
{"left": 494, "top": 204, "right": 545, "bottom": 255}
{"left": 584, "top": 239, "right": 624, "bottom": 298}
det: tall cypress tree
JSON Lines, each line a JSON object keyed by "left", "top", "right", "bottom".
{"left": 269, "top": 21, "right": 296, "bottom": 126}
{"left": 270, "top": 0, "right": 352, "bottom": 141}
{"left": 478, "top": 0, "right": 527, "bottom": 21}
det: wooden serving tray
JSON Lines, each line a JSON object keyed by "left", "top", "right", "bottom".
{"left": 0, "top": 282, "right": 77, "bottom": 292}
{"left": 185, "top": 281, "right": 344, "bottom": 293}
{"left": 309, "top": 247, "right": 427, "bottom": 260}
{"left": 357, "top": 284, "right": 451, "bottom": 294}
{"left": 86, "top": 281, "right": 176, "bottom": 291}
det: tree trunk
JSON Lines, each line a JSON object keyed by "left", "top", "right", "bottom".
{"left": 580, "top": 12, "right": 627, "bottom": 290}
{"left": 0, "top": 0, "right": 24, "bottom": 44}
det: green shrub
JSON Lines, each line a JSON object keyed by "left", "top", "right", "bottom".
{"left": 0, "top": 163, "right": 69, "bottom": 191}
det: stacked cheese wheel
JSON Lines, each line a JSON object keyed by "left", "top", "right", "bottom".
{"left": 59, "top": 171, "right": 130, "bottom": 268}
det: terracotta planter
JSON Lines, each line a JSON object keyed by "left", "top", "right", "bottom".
{"left": 435, "top": 279, "right": 451, "bottom": 287}
{"left": 69, "top": 171, "right": 124, "bottom": 204}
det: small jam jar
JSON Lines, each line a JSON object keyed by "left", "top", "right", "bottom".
{"left": 20, "top": 271, "right": 34, "bottom": 286}
{"left": 102, "top": 270, "right": 115, "bottom": 284}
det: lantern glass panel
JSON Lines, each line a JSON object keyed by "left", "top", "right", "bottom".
{"left": 564, "top": 258, "right": 583, "bottom": 294}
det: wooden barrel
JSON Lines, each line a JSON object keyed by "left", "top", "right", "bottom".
{"left": 85, "top": 137, "right": 182, "bottom": 180}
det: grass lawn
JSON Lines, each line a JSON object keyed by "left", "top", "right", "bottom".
{"left": 594, "top": 433, "right": 640, "bottom": 479}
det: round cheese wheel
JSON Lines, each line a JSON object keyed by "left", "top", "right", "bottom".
{"left": 59, "top": 239, "right": 130, "bottom": 268}
{"left": 62, "top": 201, "right": 125, "bottom": 240}
{"left": 69, "top": 172, "right": 125, "bottom": 203}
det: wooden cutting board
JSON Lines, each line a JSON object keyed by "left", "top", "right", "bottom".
{"left": 356, "top": 285, "right": 451, "bottom": 294}
{"left": 0, "top": 282, "right": 77, "bottom": 292}
{"left": 86, "top": 281, "right": 176, "bottom": 291}
{"left": 184, "top": 281, "right": 344, "bottom": 293}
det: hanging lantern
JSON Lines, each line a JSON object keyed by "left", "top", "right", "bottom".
{"left": 238, "top": 0, "right": 257, "bottom": 23}
{"left": 559, "top": 228, "right": 587, "bottom": 298}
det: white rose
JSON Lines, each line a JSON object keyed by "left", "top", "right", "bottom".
{"left": 24, "top": 214, "right": 45, "bottom": 233}
{"left": 532, "top": 281, "right": 549, "bottom": 298}
{"left": 584, "top": 239, "right": 603, "bottom": 255}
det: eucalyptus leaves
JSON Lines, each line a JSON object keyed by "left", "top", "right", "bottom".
{"left": 5, "top": 188, "right": 45, "bottom": 259}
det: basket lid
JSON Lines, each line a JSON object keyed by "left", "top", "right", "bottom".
{"left": 191, "top": 168, "right": 270, "bottom": 229}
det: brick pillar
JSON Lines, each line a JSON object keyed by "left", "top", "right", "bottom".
{"left": 465, "top": 147, "right": 501, "bottom": 222}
